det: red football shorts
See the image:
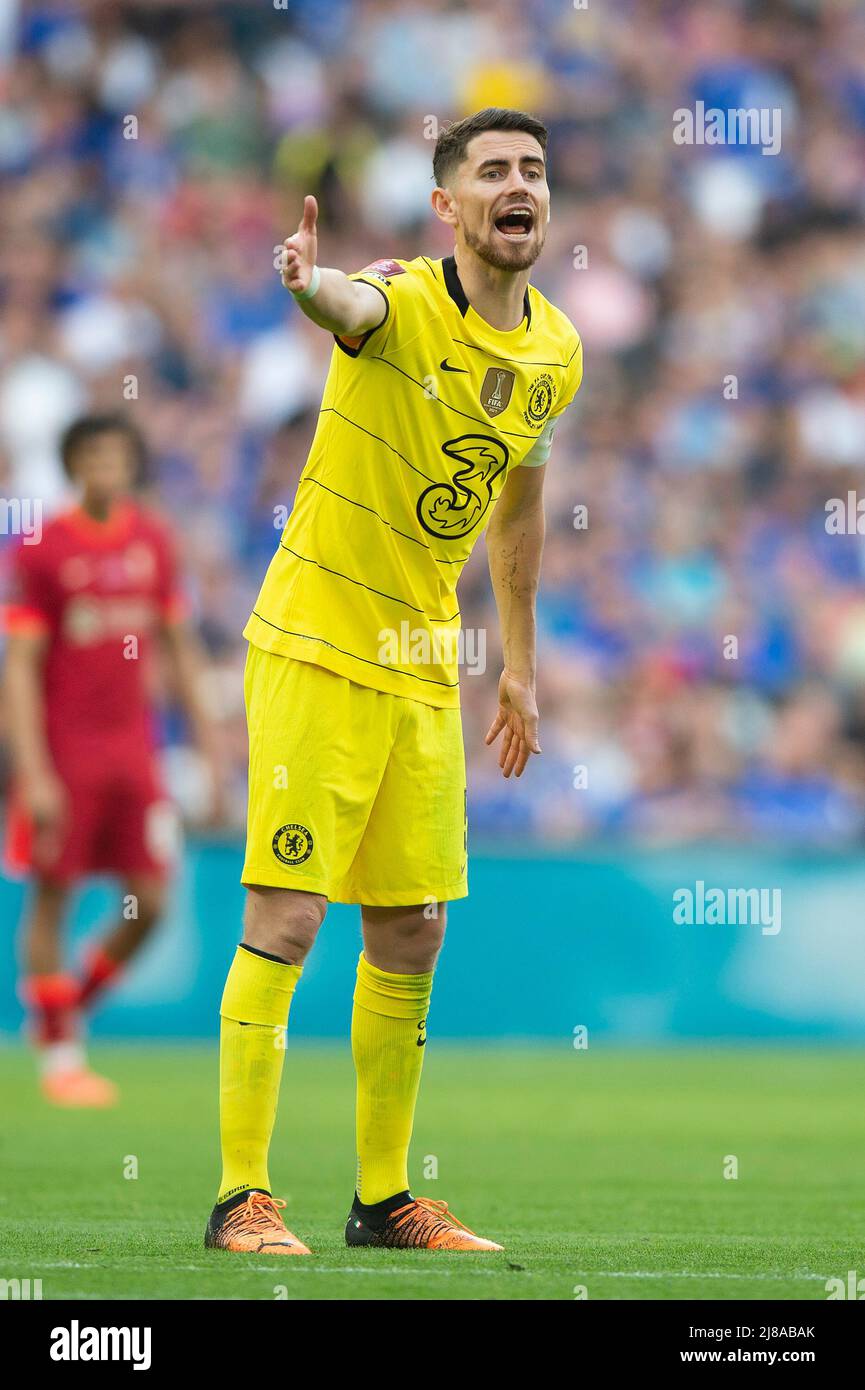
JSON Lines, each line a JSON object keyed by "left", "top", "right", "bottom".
{"left": 5, "top": 756, "right": 178, "bottom": 885}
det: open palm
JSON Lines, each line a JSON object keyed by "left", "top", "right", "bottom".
{"left": 484, "top": 670, "right": 541, "bottom": 778}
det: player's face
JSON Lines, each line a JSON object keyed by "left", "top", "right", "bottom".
{"left": 70, "top": 432, "right": 137, "bottom": 506}
{"left": 451, "top": 131, "right": 549, "bottom": 272}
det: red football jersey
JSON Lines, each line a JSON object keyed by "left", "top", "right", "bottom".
{"left": 5, "top": 502, "right": 186, "bottom": 770}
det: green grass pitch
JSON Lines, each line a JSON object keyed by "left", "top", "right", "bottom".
{"left": 0, "top": 1043, "right": 861, "bottom": 1301}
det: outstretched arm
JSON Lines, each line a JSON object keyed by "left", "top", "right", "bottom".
{"left": 484, "top": 462, "right": 546, "bottom": 778}
{"left": 279, "top": 195, "right": 387, "bottom": 338}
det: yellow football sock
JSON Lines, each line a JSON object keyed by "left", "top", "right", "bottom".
{"left": 352, "top": 952, "right": 434, "bottom": 1205}
{"left": 217, "top": 945, "right": 302, "bottom": 1204}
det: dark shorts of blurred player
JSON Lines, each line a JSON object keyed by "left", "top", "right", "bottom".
{"left": 6, "top": 751, "right": 175, "bottom": 889}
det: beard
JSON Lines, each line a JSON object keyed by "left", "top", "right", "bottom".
{"left": 462, "top": 221, "right": 545, "bottom": 272}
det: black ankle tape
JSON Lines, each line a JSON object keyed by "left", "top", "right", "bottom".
{"left": 239, "top": 942, "right": 292, "bottom": 966}
{"left": 352, "top": 1190, "right": 412, "bottom": 1226}
{"left": 214, "top": 1187, "right": 270, "bottom": 1215}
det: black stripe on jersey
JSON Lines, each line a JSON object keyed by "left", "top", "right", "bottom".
{"left": 371, "top": 358, "right": 543, "bottom": 440}
{"left": 249, "top": 613, "right": 460, "bottom": 690}
{"left": 300, "top": 475, "right": 428, "bottom": 550}
{"left": 441, "top": 256, "right": 531, "bottom": 329}
{"left": 314, "top": 414, "right": 469, "bottom": 565}
{"left": 323, "top": 407, "right": 437, "bottom": 483}
{"left": 278, "top": 542, "right": 460, "bottom": 622}
{"left": 332, "top": 279, "right": 390, "bottom": 358}
{"left": 299, "top": 475, "right": 465, "bottom": 565}
{"left": 449, "top": 336, "right": 580, "bottom": 371}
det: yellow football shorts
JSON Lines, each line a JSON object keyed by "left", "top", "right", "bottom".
{"left": 242, "top": 644, "right": 468, "bottom": 906}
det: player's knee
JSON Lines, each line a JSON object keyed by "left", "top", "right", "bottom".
{"left": 403, "top": 920, "right": 446, "bottom": 971}
{"left": 363, "top": 904, "right": 447, "bottom": 972}
{"left": 243, "top": 886, "right": 325, "bottom": 965}
{"left": 405, "top": 905, "right": 447, "bottom": 941}
{"left": 405, "top": 913, "right": 446, "bottom": 954}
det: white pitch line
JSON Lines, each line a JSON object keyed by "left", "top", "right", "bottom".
{"left": 29, "top": 1262, "right": 830, "bottom": 1283}
{"left": 33, "top": 1260, "right": 501, "bottom": 1276}
{"left": 572, "top": 1269, "right": 829, "bottom": 1281}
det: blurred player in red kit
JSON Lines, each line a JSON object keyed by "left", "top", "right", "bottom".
{"left": 3, "top": 415, "right": 222, "bottom": 1106}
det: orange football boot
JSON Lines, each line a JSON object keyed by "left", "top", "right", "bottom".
{"left": 205, "top": 1191, "right": 312, "bottom": 1255}
{"left": 41, "top": 1067, "right": 118, "bottom": 1108}
{"left": 345, "top": 1196, "right": 503, "bottom": 1251}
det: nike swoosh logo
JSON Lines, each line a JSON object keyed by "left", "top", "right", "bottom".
{"left": 440, "top": 358, "right": 469, "bottom": 374}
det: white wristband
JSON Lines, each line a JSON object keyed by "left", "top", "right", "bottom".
{"left": 291, "top": 266, "right": 321, "bottom": 301}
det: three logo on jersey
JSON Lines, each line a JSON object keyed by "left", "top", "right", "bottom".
{"left": 416, "top": 365, "right": 557, "bottom": 540}
{"left": 359, "top": 258, "right": 561, "bottom": 543}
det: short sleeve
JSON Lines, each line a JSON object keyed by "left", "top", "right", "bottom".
{"left": 335, "top": 258, "right": 408, "bottom": 357}
{"left": 4, "top": 539, "right": 55, "bottom": 637}
{"left": 552, "top": 334, "right": 583, "bottom": 420}
{"left": 520, "top": 334, "right": 582, "bottom": 467}
{"left": 519, "top": 417, "right": 557, "bottom": 468}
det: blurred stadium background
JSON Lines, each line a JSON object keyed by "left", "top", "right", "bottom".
{"left": 1, "top": 0, "right": 865, "bottom": 1045}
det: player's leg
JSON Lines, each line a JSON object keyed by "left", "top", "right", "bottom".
{"left": 18, "top": 878, "right": 79, "bottom": 1081}
{"left": 20, "top": 877, "right": 118, "bottom": 1107}
{"left": 206, "top": 645, "right": 395, "bottom": 1254}
{"left": 57, "top": 772, "right": 177, "bottom": 1100}
{"left": 351, "top": 900, "right": 443, "bottom": 1204}
{"left": 14, "top": 768, "right": 121, "bottom": 1106}
{"left": 24, "top": 877, "right": 68, "bottom": 977}
{"left": 219, "top": 886, "right": 325, "bottom": 1202}
{"left": 341, "top": 699, "right": 502, "bottom": 1251}
{"left": 77, "top": 872, "right": 168, "bottom": 1010}
{"left": 206, "top": 885, "right": 325, "bottom": 1255}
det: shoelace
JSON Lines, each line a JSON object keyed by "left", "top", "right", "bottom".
{"left": 224, "top": 1192, "right": 286, "bottom": 1232}
{"left": 391, "top": 1198, "right": 478, "bottom": 1242}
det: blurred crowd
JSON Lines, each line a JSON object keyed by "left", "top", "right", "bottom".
{"left": 2, "top": 0, "right": 865, "bottom": 847}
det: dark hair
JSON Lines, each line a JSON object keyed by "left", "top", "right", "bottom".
{"left": 60, "top": 413, "right": 148, "bottom": 481}
{"left": 433, "top": 108, "right": 548, "bottom": 187}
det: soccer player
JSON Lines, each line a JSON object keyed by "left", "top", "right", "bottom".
{"left": 4, "top": 414, "right": 222, "bottom": 1106}
{"left": 206, "top": 108, "right": 582, "bottom": 1254}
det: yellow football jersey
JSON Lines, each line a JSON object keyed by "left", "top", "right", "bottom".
{"left": 244, "top": 255, "right": 583, "bottom": 708}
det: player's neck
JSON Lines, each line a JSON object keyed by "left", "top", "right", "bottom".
{"left": 78, "top": 495, "right": 120, "bottom": 525}
{"left": 452, "top": 247, "right": 530, "bottom": 332}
